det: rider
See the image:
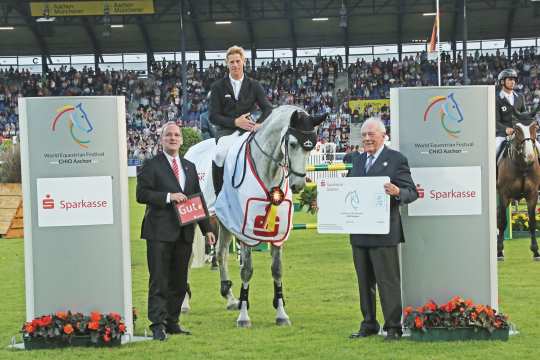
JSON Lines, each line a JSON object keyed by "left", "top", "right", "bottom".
{"left": 495, "top": 68, "right": 540, "bottom": 161}
{"left": 209, "top": 45, "right": 273, "bottom": 196}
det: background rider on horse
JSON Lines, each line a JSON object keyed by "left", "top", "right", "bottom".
{"left": 495, "top": 68, "right": 540, "bottom": 165}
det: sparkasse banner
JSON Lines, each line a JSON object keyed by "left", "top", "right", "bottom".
{"left": 37, "top": 176, "right": 113, "bottom": 227}
{"left": 408, "top": 166, "right": 482, "bottom": 216}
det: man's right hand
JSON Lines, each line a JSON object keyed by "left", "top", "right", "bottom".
{"left": 170, "top": 192, "right": 188, "bottom": 203}
{"left": 234, "top": 113, "right": 256, "bottom": 131}
{"left": 505, "top": 127, "right": 514, "bottom": 136}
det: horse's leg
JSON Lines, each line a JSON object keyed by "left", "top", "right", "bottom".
{"left": 526, "top": 196, "right": 540, "bottom": 260}
{"left": 181, "top": 243, "right": 197, "bottom": 313}
{"left": 237, "top": 243, "right": 253, "bottom": 328}
{"left": 497, "top": 194, "right": 510, "bottom": 261}
{"left": 271, "top": 245, "right": 291, "bottom": 326}
{"left": 216, "top": 222, "right": 239, "bottom": 310}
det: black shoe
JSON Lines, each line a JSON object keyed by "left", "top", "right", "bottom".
{"left": 166, "top": 323, "right": 192, "bottom": 335}
{"left": 151, "top": 325, "right": 167, "bottom": 341}
{"left": 384, "top": 329, "right": 402, "bottom": 341}
{"left": 349, "top": 327, "right": 380, "bottom": 339}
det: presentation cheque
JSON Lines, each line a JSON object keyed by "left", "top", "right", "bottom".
{"left": 317, "top": 177, "right": 390, "bottom": 234}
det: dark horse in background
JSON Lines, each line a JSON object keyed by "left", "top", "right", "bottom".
{"left": 497, "top": 122, "right": 540, "bottom": 261}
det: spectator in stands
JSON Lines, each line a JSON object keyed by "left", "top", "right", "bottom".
{"left": 200, "top": 91, "right": 216, "bottom": 140}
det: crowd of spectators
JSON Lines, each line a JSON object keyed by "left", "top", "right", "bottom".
{"left": 2, "top": 48, "right": 540, "bottom": 157}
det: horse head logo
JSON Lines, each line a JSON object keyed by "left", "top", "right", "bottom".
{"left": 345, "top": 190, "right": 360, "bottom": 211}
{"left": 423, "top": 93, "right": 464, "bottom": 139}
{"left": 51, "top": 103, "right": 94, "bottom": 148}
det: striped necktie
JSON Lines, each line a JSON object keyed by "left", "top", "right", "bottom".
{"left": 172, "top": 158, "right": 180, "bottom": 181}
{"left": 365, "top": 155, "right": 374, "bottom": 173}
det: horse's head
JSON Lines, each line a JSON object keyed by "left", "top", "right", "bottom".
{"left": 71, "top": 103, "right": 93, "bottom": 134}
{"left": 443, "top": 93, "right": 464, "bottom": 124}
{"left": 285, "top": 110, "right": 327, "bottom": 193}
{"left": 512, "top": 122, "right": 538, "bottom": 166}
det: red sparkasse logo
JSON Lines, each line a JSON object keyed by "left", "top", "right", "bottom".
{"left": 416, "top": 184, "right": 425, "bottom": 199}
{"left": 42, "top": 194, "right": 55, "bottom": 209}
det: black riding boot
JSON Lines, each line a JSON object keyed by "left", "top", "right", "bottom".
{"left": 212, "top": 161, "right": 224, "bottom": 196}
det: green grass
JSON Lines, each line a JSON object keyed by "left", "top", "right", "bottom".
{"left": 1, "top": 178, "right": 539, "bottom": 359}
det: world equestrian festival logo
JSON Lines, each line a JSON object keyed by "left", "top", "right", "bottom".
{"left": 51, "top": 103, "right": 94, "bottom": 148}
{"left": 423, "top": 93, "right": 464, "bottom": 139}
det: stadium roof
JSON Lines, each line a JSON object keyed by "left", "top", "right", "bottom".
{"left": 0, "top": 0, "right": 539, "bottom": 57}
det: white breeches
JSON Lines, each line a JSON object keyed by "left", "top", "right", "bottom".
{"left": 214, "top": 131, "right": 242, "bottom": 167}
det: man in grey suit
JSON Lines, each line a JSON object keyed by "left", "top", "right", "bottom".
{"left": 348, "top": 118, "right": 418, "bottom": 341}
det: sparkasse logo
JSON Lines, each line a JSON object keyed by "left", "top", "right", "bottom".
{"left": 42, "top": 194, "right": 55, "bottom": 209}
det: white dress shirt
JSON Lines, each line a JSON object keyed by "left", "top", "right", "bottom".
{"left": 499, "top": 90, "right": 516, "bottom": 107}
{"left": 229, "top": 74, "right": 244, "bottom": 100}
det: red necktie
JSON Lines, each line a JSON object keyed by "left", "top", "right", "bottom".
{"left": 172, "top": 158, "right": 180, "bottom": 181}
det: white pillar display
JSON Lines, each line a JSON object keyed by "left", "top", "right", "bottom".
{"left": 391, "top": 86, "right": 497, "bottom": 309}
{"left": 19, "top": 96, "right": 133, "bottom": 336}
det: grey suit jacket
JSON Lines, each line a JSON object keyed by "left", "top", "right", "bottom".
{"left": 348, "top": 146, "right": 418, "bottom": 247}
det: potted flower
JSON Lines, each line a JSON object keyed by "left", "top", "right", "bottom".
{"left": 22, "top": 310, "right": 129, "bottom": 350}
{"left": 403, "top": 296, "right": 510, "bottom": 341}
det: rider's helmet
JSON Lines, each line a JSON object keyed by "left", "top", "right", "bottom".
{"left": 497, "top": 68, "right": 518, "bottom": 87}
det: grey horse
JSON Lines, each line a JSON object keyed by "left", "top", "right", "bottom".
{"left": 211, "top": 105, "right": 326, "bottom": 327}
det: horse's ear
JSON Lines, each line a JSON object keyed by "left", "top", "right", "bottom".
{"left": 311, "top": 113, "right": 328, "bottom": 127}
{"left": 290, "top": 110, "right": 300, "bottom": 128}
{"left": 531, "top": 122, "right": 539, "bottom": 137}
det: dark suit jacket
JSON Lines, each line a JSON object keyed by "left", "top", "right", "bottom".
{"left": 209, "top": 76, "right": 273, "bottom": 139}
{"left": 495, "top": 91, "right": 527, "bottom": 137}
{"left": 136, "top": 153, "right": 210, "bottom": 243}
{"left": 348, "top": 146, "right": 418, "bottom": 247}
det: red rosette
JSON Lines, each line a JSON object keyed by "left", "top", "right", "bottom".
{"left": 269, "top": 187, "right": 285, "bottom": 206}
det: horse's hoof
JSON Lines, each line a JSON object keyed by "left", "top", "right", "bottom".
{"left": 237, "top": 320, "right": 252, "bottom": 328}
{"left": 533, "top": 256, "right": 540, "bottom": 261}
{"left": 181, "top": 307, "right": 190, "bottom": 314}
{"left": 276, "top": 318, "right": 291, "bottom": 326}
{"left": 497, "top": 256, "right": 505, "bottom": 262}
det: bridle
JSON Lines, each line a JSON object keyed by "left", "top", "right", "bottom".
{"left": 251, "top": 126, "right": 316, "bottom": 178}
{"left": 509, "top": 125, "right": 538, "bottom": 165}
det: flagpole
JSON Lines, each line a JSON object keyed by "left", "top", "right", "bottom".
{"left": 436, "top": 0, "right": 441, "bottom": 86}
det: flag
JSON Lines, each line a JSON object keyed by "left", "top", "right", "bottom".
{"left": 427, "top": 14, "right": 439, "bottom": 60}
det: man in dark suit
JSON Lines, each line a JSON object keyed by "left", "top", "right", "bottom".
{"left": 348, "top": 118, "right": 418, "bottom": 341}
{"left": 136, "top": 122, "right": 216, "bottom": 341}
{"left": 209, "top": 45, "right": 273, "bottom": 195}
